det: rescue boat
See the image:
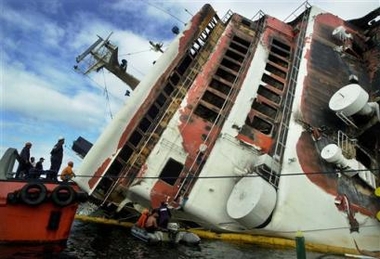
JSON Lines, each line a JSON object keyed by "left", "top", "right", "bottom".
{"left": 74, "top": 3, "right": 380, "bottom": 253}
{"left": 131, "top": 223, "right": 200, "bottom": 245}
{"left": 0, "top": 148, "right": 88, "bottom": 244}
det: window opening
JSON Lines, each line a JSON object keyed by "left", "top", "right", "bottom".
{"left": 194, "top": 104, "right": 219, "bottom": 123}
{"left": 215, "top": 68, "right": 237, "bottom": 83}
{"left": 129, "top": 131, "right": 143, "bottom": 147}
{"left": 221, "top": 58, "right": 241, "bottom": 72}
{"left": 232, "top": 36, "right": 250, "bottom": 47}
{"left": 230, "top": 42, "right": 248, "bottom": 54}
{"left": 268, "top": 54, "right": 289, "bottom": 68}
{"left": 252, "top": 100, "right": 278, "bottom": 118}
{"left": 265, "top": 63, "right": 287, "bottom": 79}
{"left": 159, "top": 158, "right": 184, "bottom": 186}
{"left": 119, "top": 145, "right": 134, "bottom": 162}
{"left": 209, "top": 78, "right": 231, "bottom": 95}
{"left": 257, "top": 85, "right": 281, "bottom": 104}
{"left": 203, "top": 90, "right": 226, "bottom": 109}
{"left": 246, "top": 116, "right": 273, "bottom": 134}
{"left": 262, "top": 74, "right": 284, "bottom": 90}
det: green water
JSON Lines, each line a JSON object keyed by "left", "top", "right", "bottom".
{"left": 1, "top": 221, "right": 346, "bottom": 259}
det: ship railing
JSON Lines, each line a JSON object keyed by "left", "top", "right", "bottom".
{"left": 283, "top": 1, "right": 311, "bottom": 23}
{"left": 221, "top": 9, "right": 234, "bottom": 24}
{"left": 255, "top": 164, "right": 280, "bottom": 188}
{"left": 337, "top": 130, "right": 379, "bottom": 184}
{"left": 250, "top": 10, "right": 265, "bottom": 21}
{"left": 337, "top": 130, "right": 357, "bottom": 159}
{"left": 175, "top": 11, "right": 267, "bottom": 200}
{"left": 336, "top": 112, "right": 358, "bottom": 128}
{"left": 272, "top": 6, "right": 311, "bottom": 173}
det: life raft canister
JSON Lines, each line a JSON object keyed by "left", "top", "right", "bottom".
{"left": 51, "top": 185, "right": 75, "bottom": 207}
{"left": 19, "top": 182, "right": 47, "bottom": 206}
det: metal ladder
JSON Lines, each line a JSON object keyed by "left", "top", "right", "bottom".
{"left": 273, "top": 4, "right": 311, "bottom": 168}
{"left": 174, "top": 11, "right": 266, "bottom": 200}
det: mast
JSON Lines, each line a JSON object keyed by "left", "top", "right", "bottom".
{"left": 75, "top": 33, "right": 140, "bottom": 90}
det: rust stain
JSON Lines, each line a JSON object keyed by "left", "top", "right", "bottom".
{"left": 88, "top": 158, "right": 111, "bottom": 189}
{"left": 296, "top": 132, "right": 338, "bottom": 195}
{"left": 178, "top": 4, "right": 216, "bottom": 53}
{"left": 178, "top": 25, "right": 234, "bottom": 159}
{"left": 150, "top": 180, "right": 178, "bottom": 208}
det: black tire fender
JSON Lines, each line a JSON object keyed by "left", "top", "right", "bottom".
{"left": 19, "top": 183, "right": 47, "bottom": 206}
{"left": 51, "top": 185, "right": 75, "bottom": 206}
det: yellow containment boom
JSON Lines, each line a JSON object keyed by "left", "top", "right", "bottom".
{"left": 75, "top": 215, "right": 367, "bottom": 257}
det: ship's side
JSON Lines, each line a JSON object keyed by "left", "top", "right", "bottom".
{"left": 75, "top": 4, "right": 380, "bottom": 252}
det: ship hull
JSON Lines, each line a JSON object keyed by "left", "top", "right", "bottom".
{"left": 75, "top": 3, "right": 380, "bottom": 253}
{"left": 0, "top": 180, "right": 84, "bottom": 244}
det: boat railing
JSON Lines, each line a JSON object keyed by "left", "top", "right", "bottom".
{"left": 337, "top": 130, "right": 379, "bottom": 185}
{"left": 283, "top": 1, "right": 311, "bottom": 23}
{"left": 337, "top": 130, "right": 357, "bottom": 159}
{"left": 336, "top": 112, "right": 358, "bottom": 128}
{"left": 221, "top": 9, "right": 234, "bottom": 24}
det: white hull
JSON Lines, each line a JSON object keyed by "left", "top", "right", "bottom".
{"left": 75, "top": 3, "right": 380, "bottom": 253}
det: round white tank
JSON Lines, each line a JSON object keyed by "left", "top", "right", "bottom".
{"left": 329, "top": 84, "right": 370, "bottom": 116}
{"left": 321, "top": 144, "right": 348, "bottom": 167}
{"left": 226, "top": 175, "right": 277, "bottom": 228}
{"left": 321, "top": 144, "right": 357, "bottom": 176}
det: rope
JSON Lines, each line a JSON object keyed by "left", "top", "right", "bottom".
{"left": 101, "top": 70, "right": 113, "bottom": 119}
{"left": 73, "top": 167, "right": 380, "bottom": 179}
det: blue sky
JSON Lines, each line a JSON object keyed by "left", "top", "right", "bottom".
{"left": 1, "top": 0, "right": 379, "bottom": 170}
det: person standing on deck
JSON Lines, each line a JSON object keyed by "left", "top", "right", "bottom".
{"left": 15, "top": 142, "right": 32, "bottom": 178}
{"left": 50, "top": 137, "right": 64, "bottom": 173}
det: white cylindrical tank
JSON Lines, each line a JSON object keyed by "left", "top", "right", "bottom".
{"left": 329, "top": 84, "right": 372, "bottom": 116}
{"left": 321, "top": 144, "right": 357, "bottom": 177}
{"left": 226, "top": 175, "right": 277, "bottom": 228}
{"left": 321, "top": 144, "right": 348, "bottom": 167}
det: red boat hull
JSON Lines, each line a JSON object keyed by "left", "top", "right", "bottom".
{"left": 0, "top": 180, "right": 84, "bottom": 244}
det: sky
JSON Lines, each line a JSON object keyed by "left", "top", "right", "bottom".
{"left": 1, "top": 0, "right": 379, "bottom": 171}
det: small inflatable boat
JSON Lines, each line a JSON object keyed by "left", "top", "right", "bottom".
{"left": 131, "top": 223, "right": 200, "bottom": 245}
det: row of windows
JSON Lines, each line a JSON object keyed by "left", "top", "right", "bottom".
{"left": 194, "top": 35, "right": 251, "bottom": 124}
{"left": 245, "top": 38, "right": 291, "bottom": 135}
{"left": 95, "top": 13, "right": 221, "bottom": 193}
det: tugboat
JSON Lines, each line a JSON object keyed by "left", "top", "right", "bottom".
{"left": 0, "top": 148, "right": 88, "bottom": 244}
{"left": 74, "top": 2, "right": 380, "bottom": 253}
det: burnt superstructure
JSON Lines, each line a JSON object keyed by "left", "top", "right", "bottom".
{"left": 75, "top": 3, "right": 380, "bottom": 252}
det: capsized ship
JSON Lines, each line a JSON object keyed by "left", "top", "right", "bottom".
{"left": 75, "top": 3, "right": 380, "bottom": 252}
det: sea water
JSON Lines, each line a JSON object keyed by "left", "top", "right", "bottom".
{"left": 0, "top": 220, "right": 347, "bottom": 259}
